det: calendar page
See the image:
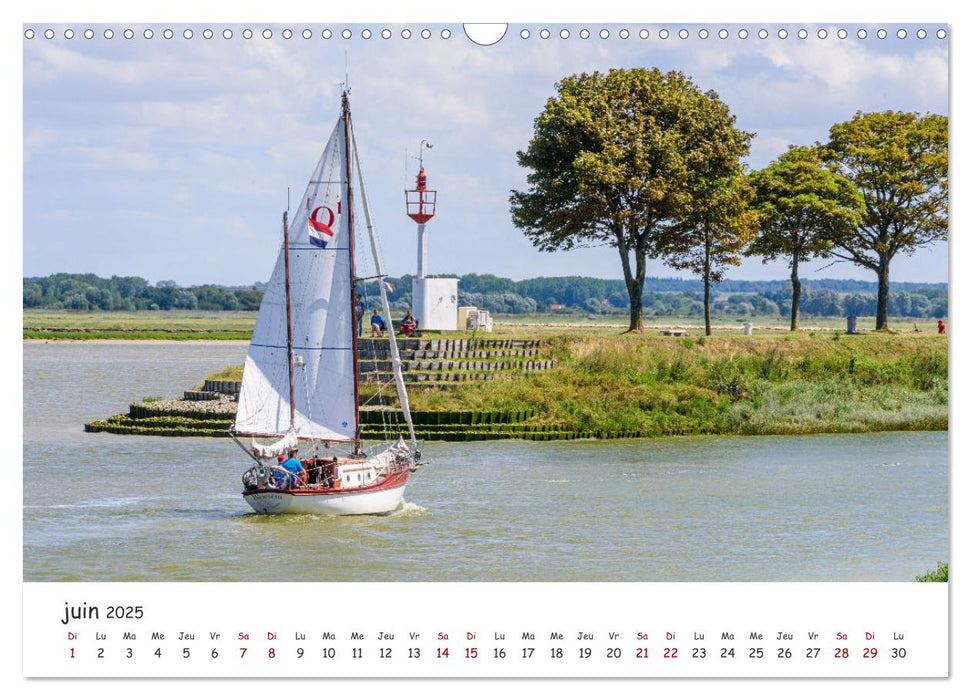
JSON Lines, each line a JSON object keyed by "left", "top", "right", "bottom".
{"left": 17, "top": 3, "right": 957, "bottom": 697}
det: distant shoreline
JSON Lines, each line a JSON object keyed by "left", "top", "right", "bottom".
{"left": 23, "top": 338, "right": 250, "bottom": 345}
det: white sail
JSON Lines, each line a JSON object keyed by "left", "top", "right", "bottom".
{"left": 235, "top": 115, "right": 357, "bottom": 441}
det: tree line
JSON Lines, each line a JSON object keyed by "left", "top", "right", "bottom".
{"left": 24, "top": 271, "right": 946, "bottom": 319}
{"left": 22, "top": 273, "right": 264, "bottom": 312}
{"left": 510, "top": 68, "right": 948, "bottom": 333}
{"left": 451, "top": 286, "right": 946, "bottom": 319}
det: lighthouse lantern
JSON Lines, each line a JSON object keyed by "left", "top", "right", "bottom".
{"left": 406, "top": 167, "right": 437, "bottom": 224}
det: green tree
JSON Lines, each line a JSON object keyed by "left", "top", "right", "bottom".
{"left": 749, "top": 146, "right": 864, "bottom": 330}
{"left": 23, "top": 282, "right": 42, "bottom": 307}
{"left": 510, "top": 68, "right": 752, "bottom": 332}
{"left": 823, "top": 111, "right": 948, "bottom": 330}
{"left": 657, "top": 175, "right": 758, "bottom": 335}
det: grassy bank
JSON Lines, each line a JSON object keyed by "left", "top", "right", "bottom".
{"left": 407, "top": 333, "right": 946, "bottom": 436}
{"left": 24, "top": 309, "right": 256, "bottom": 340}
{"left": 25, "top": 309, "right": 947, "bottom": 340}
{"left": 198, "top": 332, "right": 946, "bottom": 437}
{"left": 494, "top": 313, "right": 947, "bottom": 335}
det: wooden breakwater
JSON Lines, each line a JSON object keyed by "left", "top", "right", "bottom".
{"left": 84, "top": 337, "right": 635, "bottom": 441}
{"left": 85, "top": 402, "right": 653, "bottom": 441}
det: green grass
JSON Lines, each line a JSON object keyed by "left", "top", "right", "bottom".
{"left": 23, "top": 309, "right": 256, "bottom": 340}
{"left": 915, "top": 561, "right": 948, "bottom": 582}
{"left": 206, "top": 365, "right": 244, "bottom": 382}
{"left": 25, "top": 309, "right": 948, "bottom": 340}
{"left": 199, "top": 332, "right": 947, "bottom": 437}
{"left": 494, "top": 313, "right": 947, "bottom": 335}
{"left": 403, "top": 333, "right": 948, "bottom": 435}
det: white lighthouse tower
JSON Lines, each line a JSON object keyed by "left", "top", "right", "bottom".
{"left": 405, "top": 142, "right": 457, "bottom": 330}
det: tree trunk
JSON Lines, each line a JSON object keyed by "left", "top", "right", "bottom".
{"left": 633, "top": 247, "right": 646, "bottom": 332}
{"left": 875, "top": 255, "right": 891, "bottom": 330}
{"left": 790, "top": 258, "right": 801, "bottom": 332}
{"left": 614, "top": 226, "right": 645, "bottom": 333}
{"left": 703, "top": 233, "right": 712, "bottom": 336}
{"left": 628, "top": 281, "right": 644, "bottom": 332}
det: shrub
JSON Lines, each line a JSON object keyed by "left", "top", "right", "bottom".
{"left": 915, "top": 561, "right": 948, "bottom": 582}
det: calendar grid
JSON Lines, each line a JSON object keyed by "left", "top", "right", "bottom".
{"left": 24, "top": 582, "right": 948, "bottom": 678}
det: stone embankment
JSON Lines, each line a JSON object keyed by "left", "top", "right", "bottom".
{"left": 85, "top": 337, "right": 627, "bottom": 441}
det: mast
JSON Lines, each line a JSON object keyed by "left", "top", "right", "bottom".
{"left": 282, "top": 210, "right": 296, "bottom": 432}
{"left": 350, "top": 125, "right": 419, "bottom": 451}
{"left": 343, "top": 91, "right": 363, "bottom": 455}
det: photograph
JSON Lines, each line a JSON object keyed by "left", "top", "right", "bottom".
{"left": 22, "top": 22, "right": 948, "bottom": 588}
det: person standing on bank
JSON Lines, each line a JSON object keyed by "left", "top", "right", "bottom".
{"left": 355, "top": 294, "right": 365, "bottom": 337}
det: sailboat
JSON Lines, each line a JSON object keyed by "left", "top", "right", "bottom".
{"left": 233, "top": 92, "right": 421, "bottom": 515}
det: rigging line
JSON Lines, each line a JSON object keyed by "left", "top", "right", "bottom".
{"left": 342, "top": 92, "right": 362, "bottom": 455}
{"left": 361, "top": 382, "right": 391, "bottom": 406}
{"left": 298, "top": 365, "right": 314, "bottom": 431}
{"left": 365, "top": 350, "right": 401, "bottom": 433}
{"left": 355, "top": 274, "right": 390, "bottom": 282}
{"left": 350, "top": 122, "right": 418, "bottom": 451}
{"left": 361, "top": 279, "right": 400, "bottom": 437}
{"left": 282, "top": 211, "right": 297, "bottom": 433}
{"left": 231, "top": 432, "right": 263, "bottom": 465}
{"left": 284, "top": 245, "right": 349, "bottom": 251}
{"left": 249, "top": 343, "right": 353, "bottom": 351}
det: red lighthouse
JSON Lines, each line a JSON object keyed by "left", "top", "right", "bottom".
{"left": 405, "top": 141, "right": 437, "bottom": 279}
{"left": 406, "top": 166, "right": 437, "bottom": 225}
{"left": 404, "top": 141, "right": 457, "bottom": 330}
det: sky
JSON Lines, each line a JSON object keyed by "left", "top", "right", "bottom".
{"left": 22, "top": 21, "right": 949, "bottom": 287}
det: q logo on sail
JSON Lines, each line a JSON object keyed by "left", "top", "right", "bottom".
{"left": 308, "top": 203, "right": 339, "bottom": 248}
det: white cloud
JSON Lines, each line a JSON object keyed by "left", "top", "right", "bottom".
{"left": 61, "top": 145, "right": 161, "bottom": 171}
{"left": 25, "top": 42, "right": 146, "bottom": 85}
{"left": 22, "top": 24, "right": 949, "bottom": 284}
{"left": 23, "top": 126, "right": 60, "bottom": 163}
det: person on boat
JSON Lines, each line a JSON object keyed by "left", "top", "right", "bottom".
{"left": 322, "top": 457, "right": 339, "bottom": 488}
{"left": 280, "top": 451, "right": 306, "bottom": 488}
{"left": 300, "top": 457, "right": 316, "bottom": 485}
{"left": 401, "top": 310, "right": 416, "bottom": 336}
{"left": 266, "top": 454, "right": 288, "bottom": 489}
{"left": 370, "top": 309, "right": 385, "bottom": 337}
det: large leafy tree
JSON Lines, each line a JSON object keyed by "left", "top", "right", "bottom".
{"left": 656, "top": 174, "right": 758, "bottom": 335}
{"left": 823, "top": 111, "right": 948, "bottom": 330}
{"left": 510, "top": 68, "right": 752, "bottom": 332}
{"left": 749, "top": 146, "right": 864, "bottom": 331}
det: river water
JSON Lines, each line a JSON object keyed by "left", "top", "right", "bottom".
{"left": 23, "top": 342, "right": 948, "bottom": 582}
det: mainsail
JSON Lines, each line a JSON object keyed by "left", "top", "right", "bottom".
{"left": 235, "top": 116, "right": 357, "bottom": 441}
